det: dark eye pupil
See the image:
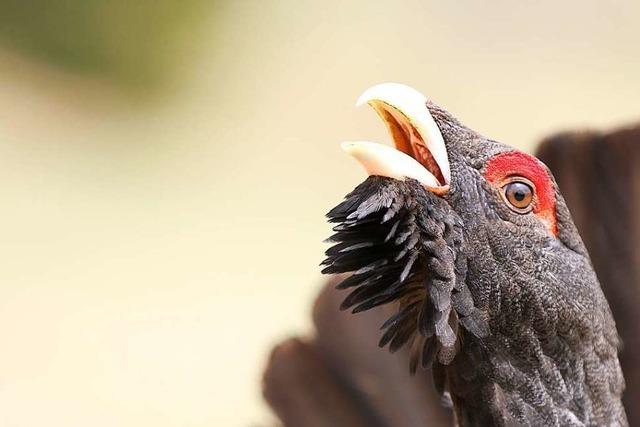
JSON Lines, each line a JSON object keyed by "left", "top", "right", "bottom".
{"left": 504, "top": 181, "right": 533, "bottom": 211}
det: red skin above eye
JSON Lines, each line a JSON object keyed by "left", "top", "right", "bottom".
{"left": 483, "top": 151, "right": 558, "bottom": 236}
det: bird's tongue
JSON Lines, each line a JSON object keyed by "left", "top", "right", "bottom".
{"left": 343, "top": 83, "right": 451, "bottom": 194}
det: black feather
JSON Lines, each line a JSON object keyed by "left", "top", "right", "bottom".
{"left": 322, "top": 176, "right": 484, "bottom": 375}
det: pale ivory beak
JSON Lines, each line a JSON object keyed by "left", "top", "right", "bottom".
{"left": 341, "top": 141, "right": 441, "bottom": 188}
{"left": 343, "top": 82, "right": 451, "bottom": 194}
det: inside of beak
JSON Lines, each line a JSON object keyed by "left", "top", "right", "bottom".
{"left": 369, "top": 100, "right": 446, "bottom": 185}
{"left": 344, "top": 83, "right": 451, "bottom": 194}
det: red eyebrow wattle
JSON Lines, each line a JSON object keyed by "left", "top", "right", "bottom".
{"left": 483, "top": 151, "right": 557, "bottom": 236}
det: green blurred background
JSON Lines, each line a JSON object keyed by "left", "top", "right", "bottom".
{"left": 0, "top": 0, "right": 212, "bottom": 90}
{"left": 0, "top": 1, "right": 638, "bottom": 426}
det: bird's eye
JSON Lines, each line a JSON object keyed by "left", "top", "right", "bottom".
{"left": 503, "top": 180, "right": 534, "bottom": 213}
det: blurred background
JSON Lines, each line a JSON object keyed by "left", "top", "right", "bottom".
{"left": 0, "top": 1, "right": 639, "bottom": 426}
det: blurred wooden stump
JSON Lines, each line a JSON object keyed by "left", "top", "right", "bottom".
{"left": 263, "top": 124, "right": 640, "bottom": 426}
{"left": 537, "top": 125, "right": 640, "bottom": 423}
{"left": 263, "top": 276, "right": 451, "bottom": 427}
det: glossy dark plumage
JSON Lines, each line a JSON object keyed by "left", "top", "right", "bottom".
{"left": 322, "top": 176, "right": 487, "bottom": 372}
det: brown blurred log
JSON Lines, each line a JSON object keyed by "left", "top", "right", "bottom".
{"left": 263, "top": 337, "right": 374, "bottom": 427}
{"left": 536, "top": 125, "right": 640, "bottom": 424}
{"left": 312, "top": 282, "right": 452, "bottom": 427}
{"left": 263, "top": 124, "right": 640, "bottom": 427}
{"left": 263, "top": 276, "right": 451, "bottom": 427}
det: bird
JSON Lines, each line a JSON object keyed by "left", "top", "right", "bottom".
{"left": 321, "top": 83, "right": 627, "bottom": 426}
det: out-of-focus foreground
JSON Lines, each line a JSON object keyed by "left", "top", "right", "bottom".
{"left": 0, "top": 1, "right": 638, "bottom": 426}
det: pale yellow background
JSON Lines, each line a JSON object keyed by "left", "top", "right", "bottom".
{"left": 0, "top": 1, "right": 639, "bottom": 426}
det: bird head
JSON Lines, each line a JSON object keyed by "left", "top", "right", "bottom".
{"left": 322, "top": 83, "right": 626, "bottom": 425}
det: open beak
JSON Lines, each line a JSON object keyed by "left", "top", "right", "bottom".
{"left": 342, "top": 83, "right": 451, "bottom": 194}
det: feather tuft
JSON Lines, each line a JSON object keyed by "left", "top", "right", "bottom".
{"left": 322, "top": 176, "right": 485, "bottom": 373}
